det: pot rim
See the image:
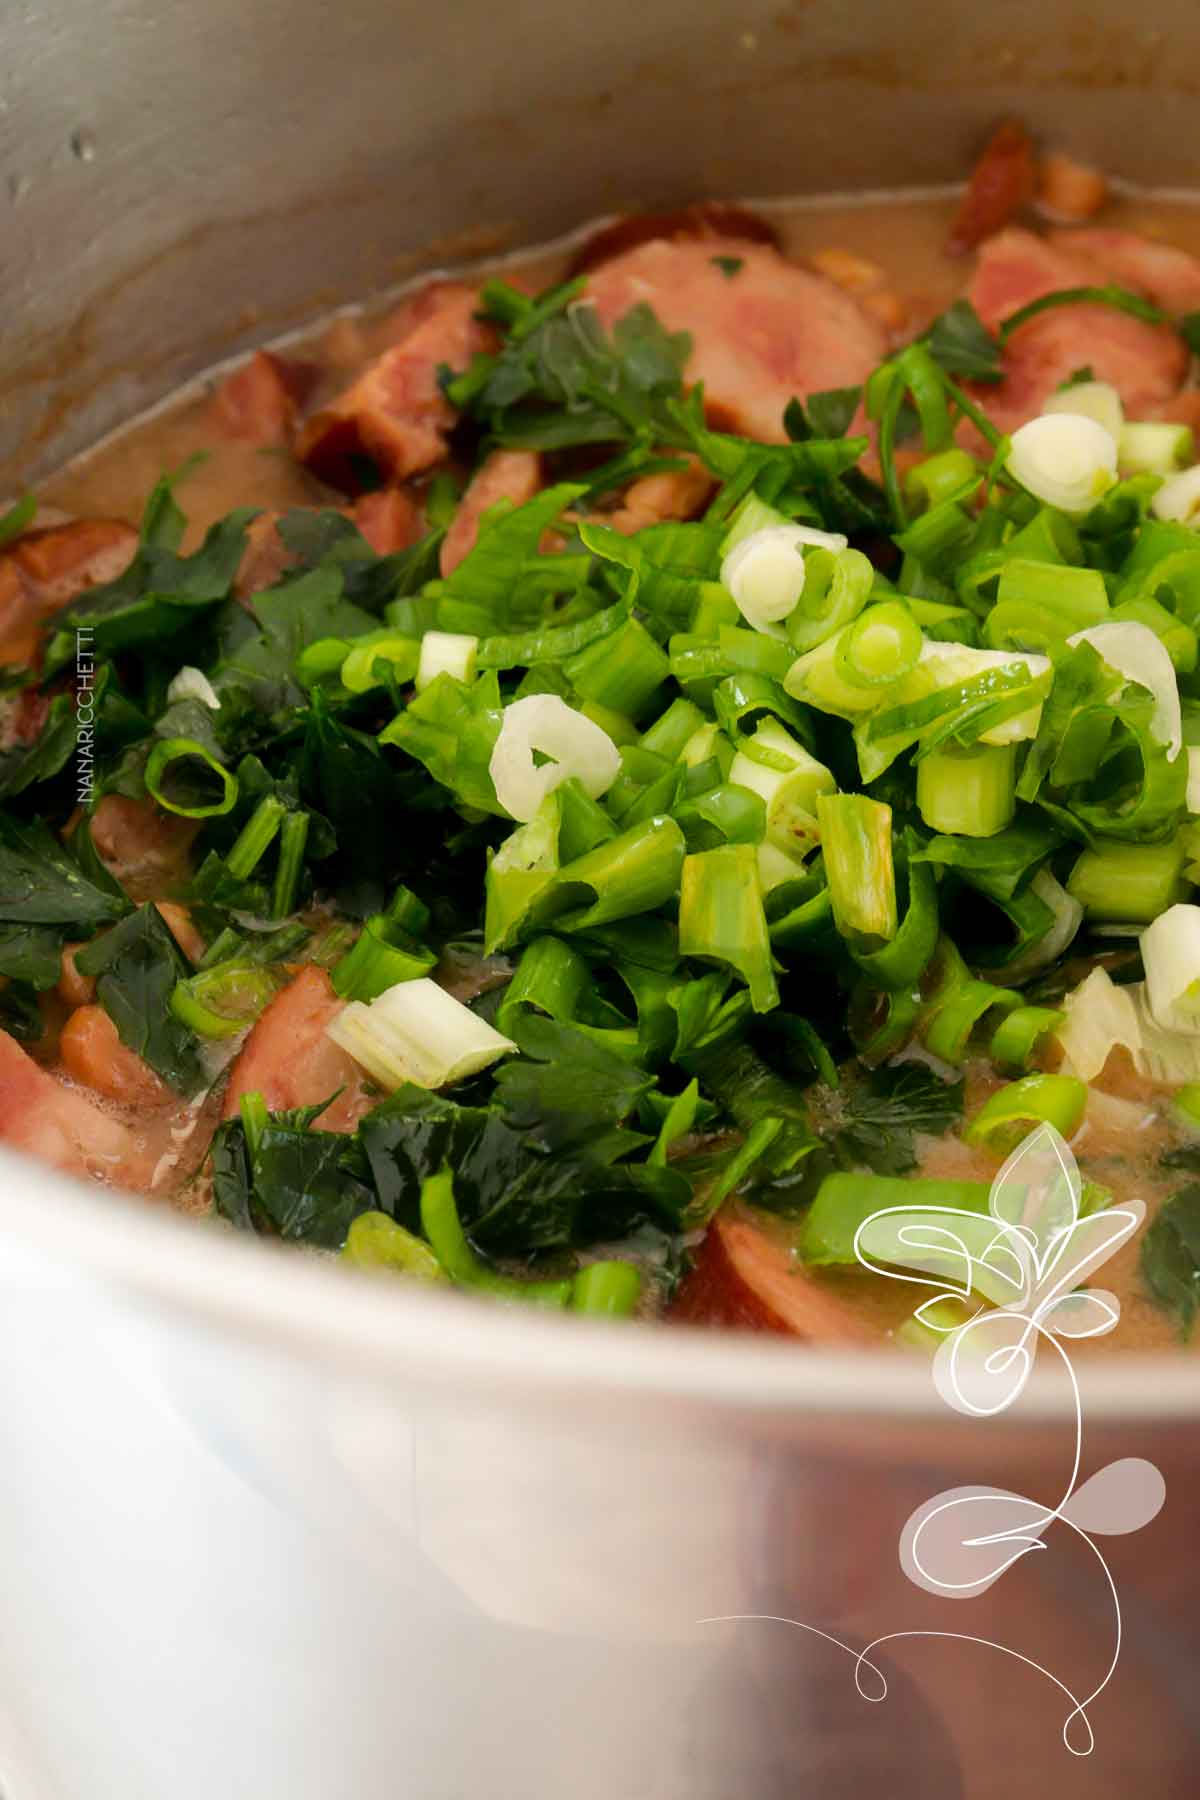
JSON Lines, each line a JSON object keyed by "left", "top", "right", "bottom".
{"left": 3, "top": 1147, "right": 1196, "bottom": 1425}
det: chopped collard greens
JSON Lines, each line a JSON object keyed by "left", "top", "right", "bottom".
{"left": 12, "top": 252, "right": 1200, "bottom": 1334}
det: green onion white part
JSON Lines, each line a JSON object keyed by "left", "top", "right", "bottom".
{"left": 165, "top": 665, "right": 220, "bottom": 709}
{"left": 720, "top": 524, "right": 846, "bottom": 635}
{"left": 1005, "top": 412, "right": 1118, "bottom": 515}
{"left": 1118, "top": 420, "right": 1194, "bottom": 476}
{"left": 1042, "top": 379, "right": 1124, "bottom": 444}
{"left": 728, "top": 719, "right": 835, "bottom": 855}
{"left": 1067, "top": 620, "right": 1183, "bottom": 757}
{"left": 488, "top": 693, "right": 621, "bottom": 821}
{"left": 326, "top": 976, "right": 516, "bottom": 1090}
{"left": 1151, "top": 464, "right": 1200, "bottom": 524}
{"left": 416, "top": 630, "right": 478, "bottom": 691}
{"left": 1141, "top": 903, "right": 1200, "bottom": 1035}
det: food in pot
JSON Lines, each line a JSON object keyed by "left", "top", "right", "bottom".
{"left": 9, "top": 124, "right": 1200, "bottom": 1347}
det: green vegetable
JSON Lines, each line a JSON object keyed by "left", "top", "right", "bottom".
{"left": 570, "top": 1260, "right": 643, "bottom": 1315}
{"left": 826, "top": 1062, "right": 964, "bottom": 1177}
{"left": 342, "top": 1210, "right": 446, "bottom": 1281}
{"left": 816, "top": 794, "right": 897, "bottom": 942}
{"left": 802, "top": 1171, "right": 991, "bottom": 1266}
{"left": 1141, "top": 1183, "right": 1200, "bottom": 1339}
{"left": 964, "top": 1072, "right": 1087, "bottom": 1150}
{"left": 678, "top": 844, "right": 779, "bottom": 1013}
{"left": 0, "top": 813, "right": 129, "bottom": 929}
{"left": 75, "top": 903, "right": 207, "bottom": 1093}
{"left": 145, "top": 736, "right": 238, "bottom": 819}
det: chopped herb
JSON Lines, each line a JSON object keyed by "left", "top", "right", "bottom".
{"left": 711, "top": 255, "right": 744, "bottom": 278}
{"left": 1141, "top": 1183, "right": 1200, "bottom": 1339}
{"left": 828, "top": 1062, "right": 964, "bottom": 1176}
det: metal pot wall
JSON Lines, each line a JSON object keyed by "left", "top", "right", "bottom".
{"left": 2, "top": 4, "right": 1200, "bottom": 1796}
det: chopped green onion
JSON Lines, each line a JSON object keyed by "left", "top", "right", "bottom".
{"left": 816, "top": 794, "right": 897, "bottom": 942}
{"left": 785, "top": 546, "right": 874, "bottom": 654}
{"left": 964, "top": 1072, "right": 1087, "bottom": 1150}
{"left": 999, "top": 284, "right": 1165, "bottom": 340}
{"left": 802, "top": 1171, "right": 991, "bottom": 1266}
{"left": 1042, "top": 378, "right": 1123, "bottom": 442}
{"left": 165, "top": 665, "right": 221, "bottom": 710}
{"left": 1141, "top": 901, "right": 1200, "bottom": 1032}
{"left": 922, "top": 976, "right": 1019, "bottom": 1064}
{"left": 415, "top": 630, "right": 478, "bottom": 692}
{"left": 847, "top": 837, "right": 938, "bottom": 991}
{"left": 563, "top": 617, "right": 668, "bottom": 721}
{"left": 489, "top": 693, "right": 621, "bottom": 822}
{"left": 341, "top": 633, "right": 420, "bottom": 694}
{"left": 916, "top": 741, "right": 1016, "bottom": 837}
{"left": 849, "top": 980, "right": 922, "bottom": 1061}
{"left": 419, "top": 1167, "right": 571, "bottom": 1306}
{"left": 145, "top": 737, "right": 238, "bottom": 819}
{"left": 1006, "top": 414, "right": 1117, "bottom": 516}
{"left": 640, "top": 697, "right": 705, "bottom": 762}
{"left": 1110, "top": 596, "right": 1197, "bottom": 674}
{"left": 1173, "top": 1082, "right": 1200, "bottom": 1129}
{"left": 342, "top": 1211, "right": 446, "bottom": 1281}
{"left": 1119, "top": 420, "right": 1193, "bottom": 477}
{"left": 904, "top": 447, "right": 981, "bottom": 512}
{"left": 327, "top": 977, "right": 516, "bottom": 1089}
{"left": 1066, "top": 836, "right": 1188, "bottom": 923}
{"left": 270, "top": 810, "right": 309, "bottom": 919}
{"left": 331, "top": 914, "right": 436, "bottom": 1002}
{"left": 728, "top": 720, "right": 835, "bottom": 856}
{"left": 678, "top": 843, "right": 779, "bottom": 1013}
{"left": 171, "top": 962, "right": 279, "bottom": 1038}
{"left": 496, "top": 934, "right": 588, "bottom": 1038}
{"left": 239, "top": 1090, "right": 268, "bottom": 1161}
{"left": 986, "top": 560, "right": 1109, "bottom": 652}
{"left": 833, "top": 601, "right": 922, "bottom": 688}
{"left": 570, "top": 1261, "right": 643, "bottom": 1317}
{"left": 990, "top": 1004, "right": 1068, "bottom": 1071}
{"left": 225, "top": 794, "right": 286, "bottom": 881}
{"left": 1151, "top": 465, "right": 1200, "bottom": 526}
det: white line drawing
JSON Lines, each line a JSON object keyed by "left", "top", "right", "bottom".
{"left": 700, "top": 1123, "right": 1166, "bottom": 1755}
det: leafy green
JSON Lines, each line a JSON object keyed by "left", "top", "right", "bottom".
{"left": 998, "top": 284, "right": 1166, "bottom": 343}
{"left": 827, "top": 1062, "right": 964, "bottom": 1176}
{"left": 213, "top": 566, "right": 378, "bottom": 715}
{"left": 210, "top": 1109, "right": 376, "bottom": 1245}
{"left": 0, "top": 694, "right": 77, "bottom": 798}
{"left": 300, "top": 690, "right": 412, "bottom": 881}
{"left": 380, "top": 669, "right": 506, "bottom": 817}
{"left": 44, "top": 505, "right": 258, "bottom": 673}
{"left": 0, "top": 923, "right": 63, "bottom": 989}
{"left": 438, "top": 482, "right": 585, "bottom": 629}
{"left": 74, "top": 903, "right": 206, "bottom": 1094}
{"left": 0, "top": 493, "right": 36, "bottom": 549}
{"left": 445, "top": 281, "right": 691, "bottom": 451}
{"left": 0, "top": 813, "right": 130, "bottom": 928}
{"left": 921, "top": 299, "right": 1003, "bottom": 382}
{"left": 710, "top": 256, "right": 744, "bottom": 279}
{"left": 1141, "top": 1183, "right": 1200, "bottom": 1339}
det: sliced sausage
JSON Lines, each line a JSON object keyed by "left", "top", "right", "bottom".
{"left": 568, "top": 202, "right": 780, "bottom": 275}
{"left": 0, "top": 518, "right": 137, "bottom": 666}
{"left": 1047, "top": 225, "right": 1200, "bottom": 315}
{"left": 603, "top": 455, "right": 715, "bottom": 535}
{"left": 296, "top": 282, "right": 494, "bottom": 492}
{"left": 585, "top": 238, "right": 887, "bottom": 444}
{"left": 222, "top": 964, "right": 376, "bottom": 1134}
{"left": 0, "top": 1028, "right": 158, "bottom": 1189}
{"left": 59, "top": 1004, "right": 170, "bottom": 1106}
{"left": 88, "top": 795, "right": 198, "bottom": 903}
{"left": 967, "top": 227, "right": 1188, "bottom": 434}
{"left": 208, "top": 349, "right": 316, "bottom": 447}
{"left": 440, "top": 450, "right": 543, "bottom": 575}
{"left": 672, "top": 1208, "right": 877, "bottom": 1343}
{"left": 947, "top": 119, "right": 1037, "bottom": 255}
